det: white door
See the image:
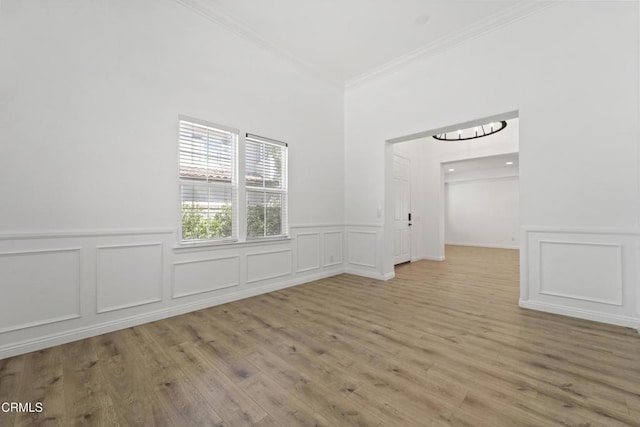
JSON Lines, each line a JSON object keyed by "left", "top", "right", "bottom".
{"left": 393, "top": 155, "right": 411, "bottom": 264}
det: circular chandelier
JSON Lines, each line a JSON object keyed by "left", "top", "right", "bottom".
{"left": 433, "top": 120, "right": 507, "bottom": 141}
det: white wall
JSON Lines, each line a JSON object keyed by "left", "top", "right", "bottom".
{"left": 0, "top": 0, "right": 345, "bottom": 358}
{"left": 345, "top": 2, "right": 640, "bottom": 329}
{"left": 0, "top": 0, "right": 344, "bottom": 230}
{"left": 445, "top": 177, "right": 520, "bottom": 249}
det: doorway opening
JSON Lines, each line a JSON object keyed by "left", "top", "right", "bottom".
{"left": 443, "top": 153, "right": 520, "bottom": 250}
{"left": 383, "top": 111, "right": 520, "bottom": 277}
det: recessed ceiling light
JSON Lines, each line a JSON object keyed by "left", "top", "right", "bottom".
{"left": 448, "top": 168, "right": 455, "bottom": 172}
{"left": 505, "top": 161, "right": 514, "bottom": 165}
{"left": 415, "top": 14, "right": 430, "bottom": 25}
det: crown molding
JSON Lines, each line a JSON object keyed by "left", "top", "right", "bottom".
{"left": 345, "top": 1, "right": 558, "bottom": 89}
{"left": 172, "top": 0, "right": 343, "bottom": 89}
{"left": 173, "top": 0, "right": 558, "bottom": 91}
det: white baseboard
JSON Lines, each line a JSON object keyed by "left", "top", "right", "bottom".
{"left": 345, "top": 268, "right": 392, "bottom": 281}
{"left": 0, "top": 268, "right": 344, "bottom": 360}
{"left": 422, "top": 255, "right": 445, "bottom": 261}
{"left": 446, "top": 242, "right": 519, "bottom": 250}
{"left": 519, "top": 299, "right": 640, "bottom": 330}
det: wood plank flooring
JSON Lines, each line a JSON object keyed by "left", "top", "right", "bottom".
{"left": 1, "top": 245, "right": 639, "bottom": 426}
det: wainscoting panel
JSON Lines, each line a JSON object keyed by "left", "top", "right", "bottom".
{"left": 0, "top": 224, "right": 350, "bottom": 359}
{"left": 539, "top": 240, "right": 622, "bottom": 306}
{"left": 521, "top": 227, "right": 639, "bottom": 329}
{"left": 347, "top": 230, "right": 377, "bottom": 268}
{"left": 323, "top": 231, "right": 343, "bottom": 266}
{"left": 296, "top": 233, "right": 320, "bottom": 273}
{"left": 96, "top": 243, "right": 164, "bottom": 313}
{"left": 172, "top": 256, "right": 239, "bottom": 298}
{"left": 246, "top": 249, "right": 293, "bottom": 283}
{"left": 0, "top": 248, "right": 81, "bottom": 333}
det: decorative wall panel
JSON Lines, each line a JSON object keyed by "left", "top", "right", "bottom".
{"left": 172, "top": 256, "right": 239, "bottom": 298}
{"left": 97, "top": 243, "right": 163, "bottom": 313}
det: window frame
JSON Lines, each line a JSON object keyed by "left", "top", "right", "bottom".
{"left": 244, "top": 133, "right": 289, "bottom": 240}
{"left": 178, "top": 115, "right": 239, "bottom": 245}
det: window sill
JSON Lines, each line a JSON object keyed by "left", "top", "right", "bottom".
{"left": 173, "top": 236, "right": 291, "bottom": 253}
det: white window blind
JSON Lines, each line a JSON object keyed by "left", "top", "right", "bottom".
{"left": 179, "top": 117, "right": 237, "bottom": 242}
{"left": 245, "top": 133, "right": 288, "bottom": 239}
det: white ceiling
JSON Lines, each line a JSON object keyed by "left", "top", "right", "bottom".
{"left": 181, "top": 0, "right": 552, "bottom": 86}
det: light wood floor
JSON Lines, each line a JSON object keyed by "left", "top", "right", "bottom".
{"left": 1, "top": 245, "right": 640, "bottom": 426}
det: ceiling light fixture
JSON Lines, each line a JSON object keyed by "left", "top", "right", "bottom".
{"left": 448, "top": 168, "right": 455, "bottom": 172}
{"left": 433, "top": 120, "right": 507, "bottom": 141}
{"left": 415, "top": 14, "right": 430, "bottom": 25}
{"left": 505, "top": 161, "right": 514, "bottom": 165}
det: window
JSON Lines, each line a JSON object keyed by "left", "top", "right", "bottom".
{"left": 245, "top": 134, "right": 288, "bottom": 239}
{"left": 178, "top": 118, "right": 288, "bottom": 244}
{"left": 179, "top": 117, "right": 238, "bottom": 243}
